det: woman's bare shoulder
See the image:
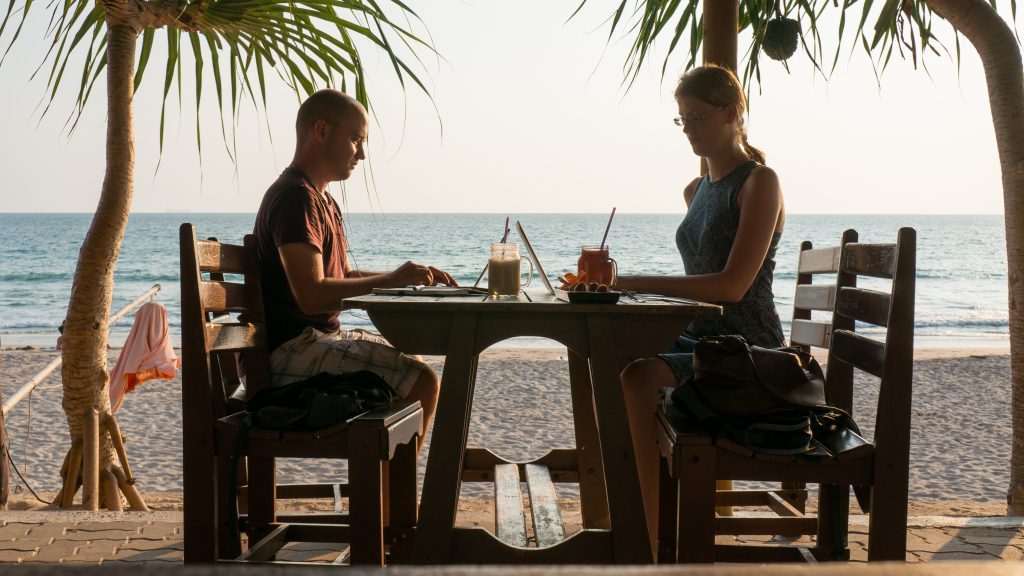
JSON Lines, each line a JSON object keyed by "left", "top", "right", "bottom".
{"left": 682, "top": 176, "right": 703, "bottom": 205}
{"left": 738, "top": 165, "right": 783, "bottom": 208}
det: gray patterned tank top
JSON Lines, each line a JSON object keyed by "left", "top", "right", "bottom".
{"left": 676, "top": 160, "right": 785, "bottom": 347}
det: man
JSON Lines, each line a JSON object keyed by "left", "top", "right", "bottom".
{"left": 253, "top": 89, "right": 454, "bottom": 440}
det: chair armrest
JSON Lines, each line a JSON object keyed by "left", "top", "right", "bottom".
{"left": 347, "top": 400, "right": 422, "bottom": 460}
{"left": 349, "top": 399, "right": 422, "bottom": 429}
{"left": 657, "top": 407, "right": 713, "bottom": 446}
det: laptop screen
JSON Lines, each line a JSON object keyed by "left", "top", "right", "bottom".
{"left": 516, "top": 221, "right": 556, "bottom": 295}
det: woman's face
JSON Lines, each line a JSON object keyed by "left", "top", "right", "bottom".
{"left": 677, "top": 95, "right": 736, "bottom": 158}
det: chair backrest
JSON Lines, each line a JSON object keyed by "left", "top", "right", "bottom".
{"left": 824, "top": 228, "right": 916, "bottom": 452}
{"left": 180, "top": 224, "right": 271, "bottom": 419}
{"left": 789, "top": 229, "right": 859, "bottom": 353}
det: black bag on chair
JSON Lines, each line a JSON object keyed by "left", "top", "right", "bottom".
{"left": 668, "top": 335, "right": 867, "bottom": 458}
{"left": 691, "top": 335, "right": 827, "bottom": 414}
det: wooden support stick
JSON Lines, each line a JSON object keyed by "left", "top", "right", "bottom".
{"left": 82, "top": 408, "right": 100, "bottom": 511}
{"left": 100, "top": 468, "right": 122, "bottom": 511}
{"left": 104, "top": 414, "right": 134, "bottom": 484}
{"left": 112, "top": 465, "right": 148, "bottom": 511}
{"left": 61, "top": 439, "right": 83, "bottom": 508}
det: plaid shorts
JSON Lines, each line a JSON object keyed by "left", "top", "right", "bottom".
{"left": 269, "top": 327, "right": 428, "bottom": 398}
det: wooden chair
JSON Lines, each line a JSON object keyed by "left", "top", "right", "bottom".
{"left": 657, "top": 227, "right": 916, "bottom": 563}
{"left": 180, "top": 224, "right": 423, "bottom": 565}
{"left": 712, "top": 230, "right": 857, "bottom": 525}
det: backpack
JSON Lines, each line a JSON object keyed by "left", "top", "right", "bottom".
{"left": 245, "top": 370, "right": 396, "bottom": 430}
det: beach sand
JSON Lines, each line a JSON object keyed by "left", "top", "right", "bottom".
{"left": 0, "top": 346, "right": 1012, "bottom": 518}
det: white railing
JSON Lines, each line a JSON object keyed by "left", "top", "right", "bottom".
{"left": 2, "top": 284, "right": 163, "bottom": 416}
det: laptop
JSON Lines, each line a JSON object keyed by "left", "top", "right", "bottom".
{"left": 516, "top": 221, "right": 556, "bottom": 296}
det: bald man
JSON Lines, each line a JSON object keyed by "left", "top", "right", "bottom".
{"left": 252, "top": 89, "right": 452, "bottom": 440}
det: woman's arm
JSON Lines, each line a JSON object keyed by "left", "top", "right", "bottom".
{"left": 616, "top": 167, "right": 783, "bottom": 303}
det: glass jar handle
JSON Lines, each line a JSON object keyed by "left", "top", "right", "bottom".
{"left": 521, "top": 256, "right": 534, "bottom": 287}
{"left": 609, "top": 258, "right": 618, "bottom": 286}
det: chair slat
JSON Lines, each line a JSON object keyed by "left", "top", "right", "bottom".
{"left": 797, "top": 246, "right": 841, "bottom": 274}
{"left": 790, "top": 319, "right": 832, "bottom": 349}
{"left": 830, "top": 329, "right": 886, "bottom": 378}
{"left": 766, "top": 492, "right": 803, "bottom": 517}
{"left": 493, "top": 464, "right": 527, "bottom": 548}
{"left": 200, "top": 280, "right": 254, "bottom": 314}
{"left": 835, "top": 287, "right": 891, "bottom": 328}
{"left": 841, "top": 243, "right": 896, "bottom": 279}
{"left": 205, "top": 322, "right": 263, "bottom": 352}
{"left": 197, "top": 239, "right": 249, "bottom": 274}
{"left": 524, "top": 464, "right": 565, "bottom": 548}
{"left": 715, "top": 516, "right": 819, "bottom": 536}
{"left": 793, "top": 285, "right": 836, "bottom": 312}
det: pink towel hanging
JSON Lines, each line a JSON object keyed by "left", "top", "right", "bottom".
{"left": 109, "top": 302, "right": 180, "bottom": 413}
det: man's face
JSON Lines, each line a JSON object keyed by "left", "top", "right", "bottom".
{"left": 322, "top": 105, "right": 368, "bottom": 181}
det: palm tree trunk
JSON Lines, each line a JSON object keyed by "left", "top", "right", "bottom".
{"left": 59, "top": 20, "right": 138, "bottom": 507}
{"left": 924, "top": 0, "right": 1024, "bottom": 513}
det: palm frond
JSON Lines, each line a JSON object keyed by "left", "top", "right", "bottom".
{"left": 570, "top": 0, "right": 1001, "bottom": 91}
{"left": 0, "top": 0, "right": 437, "bottom": 151}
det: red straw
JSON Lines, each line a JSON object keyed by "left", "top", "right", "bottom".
{"left": 500, "top": 216, "right": 510, "bottom": 243}
{"left": 599, "top": 207, "right": 616, "bottom": 250}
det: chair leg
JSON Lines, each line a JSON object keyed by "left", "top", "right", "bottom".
{"left": 247, "top": 457, "right": 277, "bottom": 543}
{"left": 183, "top": 451, "right": 216, "bottom": 563}
{"left": 677, "top": 446, "right": 716, "bottom": 564}
{"left": 657, "top": 454, "right": 678, "bottom": 563}
{"left": 816, "top": 483, "right": 850, "bottom": 560}
{"left": 216, "top": 451, "right": 242, "bottom": 559}
{"left": 781, "top": 481, "right": 807, "bottom": 513}
{"left": 867, "top": 480, "right": 908, "bottom": 561}
{"left": 349, "top": 429, "right": 385, "bottom": 566}
{"left": 387, "top": 438, "right": 418, "bottom": 563}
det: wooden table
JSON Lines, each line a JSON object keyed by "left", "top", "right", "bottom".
{"left": 343, "top": 292, "right": 721, "bottom": 565}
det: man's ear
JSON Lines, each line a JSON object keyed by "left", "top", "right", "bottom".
{"left": 313, "top": 119, "right": 330, "bottom": 143}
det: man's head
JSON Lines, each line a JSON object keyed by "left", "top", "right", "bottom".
{"left": 294, "top": 89, "right": 368, "bottom": 182}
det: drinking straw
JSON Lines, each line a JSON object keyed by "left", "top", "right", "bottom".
{"left": 474, "top": 216, "right": 511, "bottom": 287}
{"left": 599, "top": 207, "right": 616, "bottom": 250}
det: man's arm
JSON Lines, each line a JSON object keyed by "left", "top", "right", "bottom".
{"left": 345, "top": 269, "right": 386, "bottom": 278}
{"left": 279, "top": 243, "right": 455, "bottom": 315}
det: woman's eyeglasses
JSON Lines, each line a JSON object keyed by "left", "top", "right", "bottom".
{"left": 673, "top": 106, "right": 726, "bottom": 127}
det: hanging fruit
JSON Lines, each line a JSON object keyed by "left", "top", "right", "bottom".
{"left": 762, "top": 17, "right": 800, "bottom": 61}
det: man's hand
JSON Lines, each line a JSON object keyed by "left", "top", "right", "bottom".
{"left": 389, "top": 262, "right": 458, "bottom": 287}
{"left": 429, "top": 266, "right": 458, "bottom": 287}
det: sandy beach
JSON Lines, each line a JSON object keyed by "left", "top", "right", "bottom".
{"left": 0, "top": 345, "right": 1013, "bottom": 517}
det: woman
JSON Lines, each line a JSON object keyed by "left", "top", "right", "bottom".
{"left": 615, "top": 64, "right": 786, "bottom": 544}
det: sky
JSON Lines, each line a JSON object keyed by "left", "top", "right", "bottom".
{"left": 0, "top": 2, "right": 1014, "bottom": 214}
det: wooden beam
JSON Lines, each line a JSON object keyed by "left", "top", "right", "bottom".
{"left": 703, "top": 0, "right": 739, "bottom": 70}
{"left": 494, "top": 464, "right": 528, "bottom": 548}
{"left": 525, "top": 464, "right": 565, "bottom": 548}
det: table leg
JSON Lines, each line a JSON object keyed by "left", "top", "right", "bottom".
{"left": 411, "top": 313, "right": 479, "bottom": 564}
{"left": 585, "top": 313, "right": 654, "bottom": 564}
{"left": 567, "top": 350, "right": 610, "bottom": 530}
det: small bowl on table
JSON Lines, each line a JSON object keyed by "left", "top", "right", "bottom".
{"left": 554, "top": 287, "right": 621, "bottom": 304}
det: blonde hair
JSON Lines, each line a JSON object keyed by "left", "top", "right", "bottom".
{"left": 675, "top": 65, "right": 765, "bottom": 165}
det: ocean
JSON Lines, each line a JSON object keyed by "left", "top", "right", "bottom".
{"left": 0, "top": 213, "right": 1010, "bottom": 349}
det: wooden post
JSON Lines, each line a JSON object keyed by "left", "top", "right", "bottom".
{"left": 703, "top": 1, "right": 739, "bottom": 69}
{"left": 104, "top": 414, "right": 134, "bottom": 483}
{"left": 701, "top": 0, "right": 739, "bottom": 515}
{"left": 100, "top": 468, "right": 122, "bottom": 511}
{"left": 82, "top": 408, "right": 100, "bottom": 511}
{"left": 0, "top": 373, "right": 8, "bottom": 509}
{"left": 61, "top": 441, "right": 83, "bottom": 508}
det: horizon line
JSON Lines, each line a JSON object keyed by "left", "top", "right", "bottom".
{"left": 0, "top": 211, "right": 1007, "bottom": 217}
